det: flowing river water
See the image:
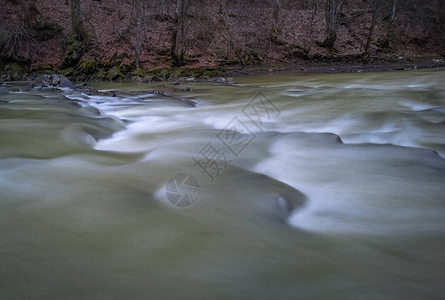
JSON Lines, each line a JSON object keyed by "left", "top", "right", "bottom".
{"left": 1, "top": 69, "right": 444, "bottom": 300}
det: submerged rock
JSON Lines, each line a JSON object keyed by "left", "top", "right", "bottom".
{"left": 104, "top": 90, "right": 118, "bottom": 97}
{"left": 0, "top": 87, "right": 9, "bottom": 95}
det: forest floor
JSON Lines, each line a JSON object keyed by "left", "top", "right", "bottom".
{"left": 1, "top": 1, "right": 445, "bottom": 82}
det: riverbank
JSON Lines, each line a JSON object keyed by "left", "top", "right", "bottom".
{"left": 2, "top": 56, "right": 445, "bottom": 85}
{"left": 221, "top": 56, "right": 445, "bottom": 76}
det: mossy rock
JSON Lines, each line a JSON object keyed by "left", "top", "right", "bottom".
{"left": 59, "top": 67, "right": 74, "bottom": 76}
{"left": 119, "top": 62, "right": 132, "bottom": 74}
{"left": 96, "top": 69, "right": 106, "bottom": 80}
{"left": 146, "top": 67, "right": 164, "bottom": 75}
{"left": 158, "top": 69, "right": 170, "bottom": 79}
{"left": 200, "top": 67, "right": 223, "bottom": 78}
{"left": 131, "top": 67, "right": 145, "bottom": 77}
{"left": 76, "top": 57, "right": 97, "bottom": 75}
{"left": 170, "top": 67, "right": 185, "bottom": 79}
{"left": 104, "top": 52, "right": 127, "bottom": 68}
{"left": 171, "top": 67, "right": 196, "bottom": 78}
{"left": 61, "top": 34, "right": 87, "bottom": 68}
{"left": 239, "top": 52, "right": 264, "bottom": 65}
{"left": 3, "top": 63, "right": 28, "bottom": 81}
{"left": 270, "top": 27, "right": 281, "bottom": 35}
{"left": 220, "top": 58, "right": 240, "bottom": 66}
{"left": 183, "top": 68, "right": 199, "bottom": 77}
{"left": 40, "top": 64, "right": 53, "bottom": 71}
{"left": 113, "top": 59, "right": 122, "bottom": 67}
{"left": 106, "top": 66, "right": 123, "bottom": 80}
{"left": 5, "top": 63, "right": 27, "bottom": 74}
{"left": 202, "top": 70, "right": 219, "bottom": 77}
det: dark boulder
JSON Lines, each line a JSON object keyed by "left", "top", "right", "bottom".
{"left": 37, "top": 74, "right": 76, "bottom": 89}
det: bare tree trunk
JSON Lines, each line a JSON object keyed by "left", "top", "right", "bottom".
{"left": 309, "top": 0, "right": 320, "bottom": 49}
{"left": 170, "top": 0, "right": 185, "bottom": 67}
{"left": 269, "top": 0, "right": 283, "bottom": 47}
{"left": 318, "top": 0, "right": 345, "bottom": 48}
{"left": 70, "top": 0, "right": 88, "bottom": 42}
{"left": 135, "top": 0, "right": 143, "bottom": 68}
{"left": 383, "top": 0, "right": 396, "bottom": 49}
{"left": 23, "top": 0, "right": 39, "bottom": 27}
{"left": 28, "top": 0, "right": 37, "bottom": 10}
{"left": 272, "top": 0, "right": 280, "bottom": 29}
{"left": 363, "top": 0, "right": 380, "bottom": 56}
{"left": 179, "top": 2, "right": 185, "bottom": 60}
{"left": 390, "top": 0, "right": 397, "bottom": 23}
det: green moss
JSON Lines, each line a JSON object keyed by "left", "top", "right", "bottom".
{"left": 325, "top": 48, "right": 338, "bottom": 57}
{"left": 102, "top": 53, "right": 128, "bottom": 70}
{"left": 146, "top": 67, "right": 164, "bottom": 75}
{"left": 113, "top": 59, "right": 122, "bottom": 67}
{"left": 106, "top": 66, "right": 123, "bottom": 80}
{"left": 202, "top": 68, "right": 221, "bottom": 77}
{"left": 237, "top": 52, "right": 264, "bottom": 66}
{"left": 97, "top": 69, "right": 106, "bottom": 80}
{"left": 131, "top": 67, "right": 145, "bottom": 77}
{"left": 61, "top": 34, "right": 87, "bottom": 68}
{"left": 158, "top": 69, "right": 170, "bottom": 79}
{"left": 223, "top": 58, "right": 239, "bottom": 66}
{"left": 270, "top": 27, "right": 281, "bottom": 35}
{"left": 59, "top": 67, "right": 74, "bottom": 76}
{"left": 170, "top": 67, "right": 185, "bottom": 79}
{"left": 119, "top": 62, "right": 131, "bottom": 74}
{"left": 77, "top": 57, "right": 97, "bottom": 75}
{"left": 3, "top": 63, "right": 28, "bottom": 80}
{"left": 5, "top": 63, "right": 27, "bottom": 74}
{"left": 134, "top": 66, "right": 224, "bottom": 81}
{"left": 40, "top": 64, "right": 53, "bottom": 71}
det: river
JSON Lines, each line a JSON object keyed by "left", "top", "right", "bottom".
{"left": 1, "top": 69, "right": 444, "bottom": 300}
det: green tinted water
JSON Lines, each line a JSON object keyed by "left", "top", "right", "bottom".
{"left": 1, "top": 69, "right": 444, "bottom": 299}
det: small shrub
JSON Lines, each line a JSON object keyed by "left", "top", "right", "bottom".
{"left": 0, "top": 25, "right": 34, "bottom": 60}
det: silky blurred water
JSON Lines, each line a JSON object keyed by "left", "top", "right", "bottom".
{"left": 1, "top": 69, "right": 444, "bottom": 300}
